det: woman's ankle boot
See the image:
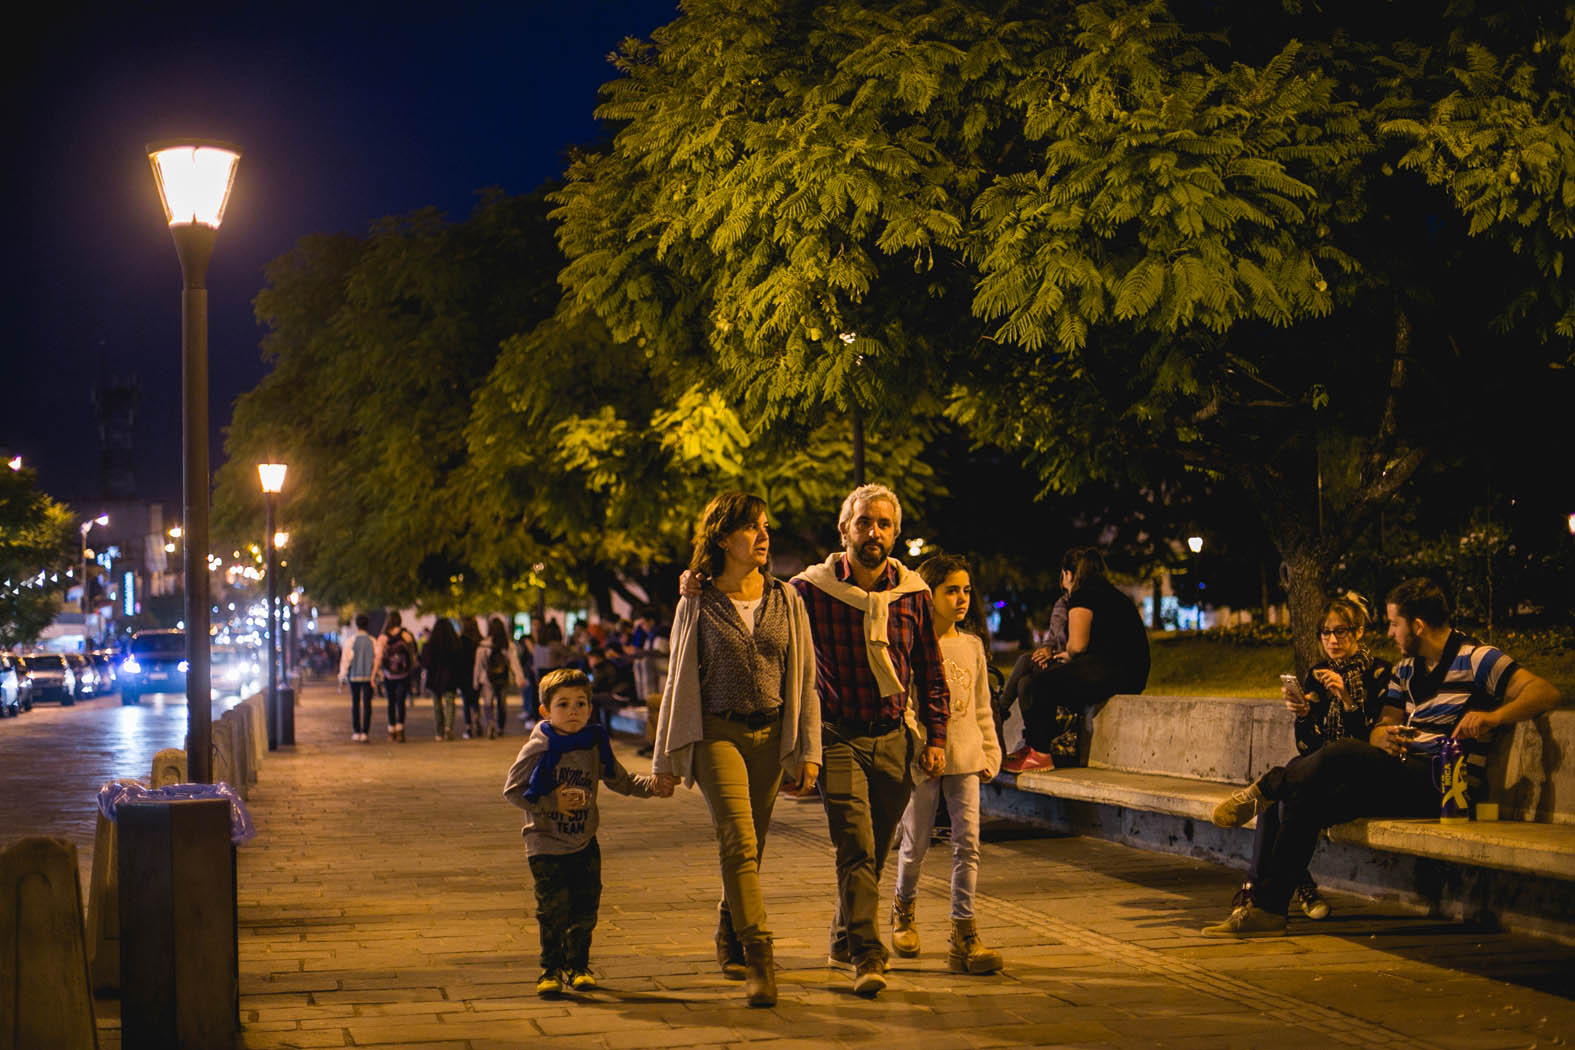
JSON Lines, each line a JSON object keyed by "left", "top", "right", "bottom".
{"left": 890, "top": 897, "right": 920, "bottom": 957}
{"left": 743, "top": 939, "right": 776, "bottom": 1007}
{"left": 715, "top": 902, "right": 746, "bottom": 980}
{"left": 947, "top": 918, "right": 1004, "bottom": 974}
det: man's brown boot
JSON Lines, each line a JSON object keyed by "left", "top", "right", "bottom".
{"left": 947, "top": 917, "right": 1004, "bottom": 974}
{"left": 742, "top": 939, "right": 777, "bottom": 1007}
{"left": 715, "top": 902, "right": 746, "bottom": 980}
{"left": 890, "top": 897, "right": 920, "bottom": 956}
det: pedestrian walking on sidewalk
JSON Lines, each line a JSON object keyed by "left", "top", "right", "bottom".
{"left": 476, "top": 617, "right": 525, "bottom": 739}
{"left": 373, "top": 611, "right": 418, "bottom": 742}
{"left": 459, "top": 617, "right": 483, "bottom": 738}
{"left": 338, "top": 613, "right": 376, "bottom": 742}
{"left": 653, "top": 492, "right": 820, "bottom": 1007}
{"left": 421, "top": 616, "right": 464, "bottom": 741}
{"left": 680, "top": 483, "right": 950, "bottom": 998}
{"left": 504, "top": 669, "right": 673, "bottom": 997}
{"left": 892, "top": 555, "right": 1004, "bottom": 975}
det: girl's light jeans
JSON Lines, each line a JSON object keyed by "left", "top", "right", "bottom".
{"left": 895, "top": 772, "right": 981, "bottom": 920}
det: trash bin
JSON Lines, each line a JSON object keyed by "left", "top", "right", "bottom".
{"left": 117, "top": 796, "right": 239, "bottom": 1050}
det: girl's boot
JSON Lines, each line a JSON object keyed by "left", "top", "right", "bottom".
{"left": 947, "top": 918, "right": 1003, "bottom": 974}
{"left": 715, "top": 902, "right": 747, "bottom": 980}
{"left": 890, "top": 897, "right": 920, "bottom": 957}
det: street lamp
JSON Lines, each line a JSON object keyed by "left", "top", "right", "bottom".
{"left": 1185, "top": 536, "right": 1205, "bottom": 630}
{"left": 80, "top": 514, "right": 110, "bottom": 617}
{"left": 149, "top": 139, "right": 240, "bottom": 785}
{"left": 258, "top": 463, "right": 286, "bottom": 751}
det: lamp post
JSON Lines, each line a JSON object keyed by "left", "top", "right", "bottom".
{"left": 1186, "top": 535, "right": 1205, "bottom": 630}
{"left": 149, "top": 139, "right": 240, "bottom": 784}
{"left": 274, "top": 531, "right": 291, "bottom": 677}
{"left": 258, "top": 464, "right": 286, "bottom": 751}
{"left": 79, "top": 514, "right": 109, "bottom": 618}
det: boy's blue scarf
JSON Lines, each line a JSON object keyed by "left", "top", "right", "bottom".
{"left": 523, "top": 723, "right": 616, "bottom": 803}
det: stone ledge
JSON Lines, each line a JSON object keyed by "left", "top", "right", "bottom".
{"left": 1330, "top": 817, "right": 1575, "bottom": 880}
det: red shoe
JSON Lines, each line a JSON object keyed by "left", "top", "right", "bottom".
{"left": 1002, "top": 748, "right": 1055, "bottom": 773}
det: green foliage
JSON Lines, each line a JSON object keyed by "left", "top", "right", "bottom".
{"left": 0, "top": 467, "right": 75, "bottom": 648}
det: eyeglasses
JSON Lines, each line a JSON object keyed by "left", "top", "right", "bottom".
{"left": 1318, "top": 626, "right": 1356, "bottom": 639}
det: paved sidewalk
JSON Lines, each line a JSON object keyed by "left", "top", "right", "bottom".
{"left": 55, "top": 680, "right": 1575, "bottom": 1048}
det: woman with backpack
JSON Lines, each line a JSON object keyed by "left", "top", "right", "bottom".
{"left": 421, "top": 617, "right": 465, "bottom": 741}
{"left": 474, "top": 616, "right": 525, "bottom": 739}
{"left": 458, "top": 616, "right": 483, "bottom": 739}
{"left": 373, "top": 610, "right": 419, "bottom": 742}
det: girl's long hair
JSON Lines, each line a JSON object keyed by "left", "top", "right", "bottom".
{"left": 917, "top": 553, "right": 981, "bottom": 634}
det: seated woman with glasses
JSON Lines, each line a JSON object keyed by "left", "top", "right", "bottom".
{"left": 1208, "top": 593, "right": 1392, "bottom": 923}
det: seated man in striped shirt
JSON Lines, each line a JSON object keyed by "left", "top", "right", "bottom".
{"left": 1205, "top": 576, "right": 1561, "bottom": 936}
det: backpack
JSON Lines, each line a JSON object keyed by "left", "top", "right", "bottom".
{"left": 382, "top": 632, "right": 412, "bottom": 678}
{"left": 485, "top": 644, "right": 510, "bottom": 690}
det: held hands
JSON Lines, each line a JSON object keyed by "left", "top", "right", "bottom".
{"left": 554, "top": 786, "right": 590, "bottom": 811}
{"left": 678, "top": 570, "right": 704, "bottom": 599}
{"left": 652, "top": 773, "right": 678, "bottom": 797}
{"left": 791, "top": 761, "right": 820, "bottom": 797}
{"left": 919, "top": 745, "right": 946, "bottom": 779}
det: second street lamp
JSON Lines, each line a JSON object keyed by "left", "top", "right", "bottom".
{"left": 149, "top": 139, "right": 241, "bottom": 785}
{"left": 79, "top": 514, "right": 109, "bottom": 620}
{"left": 259, "top": 463, "right": 286, "bottom": 751}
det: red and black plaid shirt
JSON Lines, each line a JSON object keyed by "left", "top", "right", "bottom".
{"left": 790, "top": 554, "right": 949, "bottom": 745}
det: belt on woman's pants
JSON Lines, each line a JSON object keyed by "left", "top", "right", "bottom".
{"left": 824, "top": 716, "right": 902, "bottom": 737}
{"left": 712, "top": 707, "right": 782, "bottom": 730}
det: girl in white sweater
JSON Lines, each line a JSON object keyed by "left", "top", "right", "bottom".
{"left": 891, "top": 555, "right": 1004, "bottom": 974}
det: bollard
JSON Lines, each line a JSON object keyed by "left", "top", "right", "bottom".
{"left": 204, "top": 718, "right": 241, "bottom": 799}
{"left": 87, "top": 780, "right": 143, "bottom": 994}
{"left": 150, "top": 748, "right": 186, "bottom": 788}
{"left": 118, "top": 798, "right": 238, "bottom": 1050}
{"left": 278, "top": 683, "right": 295, "bottom": 746}
{"left": 227, "top": 708, "right": 256, "bottom": 793}
{"left": 0, "top": 836, "right": 99, "bottom": 1050}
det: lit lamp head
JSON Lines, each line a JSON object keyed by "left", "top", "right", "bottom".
{"left": 257, "top": 463, "right": 287, "bottom": 494}
{"left": 1187, "top": 535, "right": 1204, "bottom": 554}
{"left": 147, "top": 140, "right": 241, "bottom": 283}
{"left": 273, "top": 531, "right": 290, "bottom": 550}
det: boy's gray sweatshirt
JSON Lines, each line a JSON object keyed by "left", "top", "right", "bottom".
{"left": 502, "top": 723, "right": 655, "bottom": 856}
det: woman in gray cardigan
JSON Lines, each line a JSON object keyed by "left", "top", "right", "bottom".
{"left": 653, "top": 492, "right": 819, "bottom": 1007}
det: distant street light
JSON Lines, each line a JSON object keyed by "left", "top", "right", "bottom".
{"left": 7, "top": 456, "right": 20, "bottom": 471}
{"left": 79, "top": 514, "right": 110, "bottom": 617}
{"left": 1187, "top": 535, "right": 1204, "bottom": 554}
{"left": 1568, "top": 512, "right": 1575, "bottom": 537}
{"left": 150, "top": 138, "right": 240, "bottom": 785}
{"left": 258, "top": 462, "right": 286, "bottom": 751}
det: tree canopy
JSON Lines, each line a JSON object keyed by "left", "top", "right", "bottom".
{"left": 554, "top": 0, "right": 1575, "bottom": 667}
{"left": 0, "top": 466, "right": 75, "bottom": 648}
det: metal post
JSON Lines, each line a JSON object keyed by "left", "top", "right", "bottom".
{"left": 171, "top": 223, "right": 215, "bottom": 785}
{"left": 264, "top": 493, "right": 279, "bottom": 751}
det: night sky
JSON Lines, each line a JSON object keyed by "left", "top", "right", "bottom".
{"left": 2, "top": 1, "right": 678, "bottom": 512}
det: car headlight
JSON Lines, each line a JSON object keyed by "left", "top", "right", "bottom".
{"left": 83, "top": 671, "right": 97, "bottom": 685}
{"left": 177, "top": 660, "right": 190, "bottom": 673}
{"left": 123, "top": 658, "right": 141, "bottom": 675}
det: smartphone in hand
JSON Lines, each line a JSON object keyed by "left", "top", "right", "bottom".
{"left": 1279, "top": 673, "right": 1305, "bottom": 701}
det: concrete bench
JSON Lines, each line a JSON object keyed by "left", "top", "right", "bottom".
{"left": 988, "top": 694, "right": 1575, "bottom": 937}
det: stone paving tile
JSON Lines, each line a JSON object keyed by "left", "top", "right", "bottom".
{"left": 12, "top": 680, "right": 1575, "bottom": 1049}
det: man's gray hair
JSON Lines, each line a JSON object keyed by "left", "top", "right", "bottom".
{"left": 837, "top": 484, "right": 903, "bottom": 539}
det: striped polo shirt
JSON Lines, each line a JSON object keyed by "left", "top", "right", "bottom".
{"left": 1383, "top": 631, "right": 1519, "bottom": 786}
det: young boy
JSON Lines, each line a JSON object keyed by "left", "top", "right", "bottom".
{"left": 503, "top": 668, "right": 670, "bottom": 996}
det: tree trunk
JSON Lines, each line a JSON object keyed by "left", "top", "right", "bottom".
{"left": 1150, "top": 576, "right": 1163, "bottom": 630}
{"left": 1279, "top": 547, "right": 1333, "bottom": 677}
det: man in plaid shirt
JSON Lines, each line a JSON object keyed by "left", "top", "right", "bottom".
{"left": 789, "top": 484, "right": 950, "bottom": 996}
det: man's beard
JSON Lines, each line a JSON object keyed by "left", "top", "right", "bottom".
{"left": 851, "top": 539, "right": 889, "bottom": 569}
{"left": 1399, "top": 632, "right": 1421, "bottom": 658}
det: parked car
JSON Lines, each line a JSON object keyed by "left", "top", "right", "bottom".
{"left": 119, "top": 629, "right": 187, "bottom": 705}
{"left": 90, "top": 650, "right": 119, "bottom": 696}
{"left": 17, "top": 653, "right": 76, "bottom": 706}
{"left": 66, "top": 652, "right": 99, "bottom": 699}
{"left": 0, "top": 654, "right": 20, "bottom": 716}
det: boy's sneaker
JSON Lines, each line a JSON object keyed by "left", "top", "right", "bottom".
{"left": 565, "top": 968, "right": 597, "bottom": 991}
{"left": 535, "top": 970, "right": 563, "bottom": 997}
{"left": 1294, "top": 879, "right": 1331, "bottom": 920}
{"left": 1201, "top": 904, "right": 1286, "bottom": 938}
